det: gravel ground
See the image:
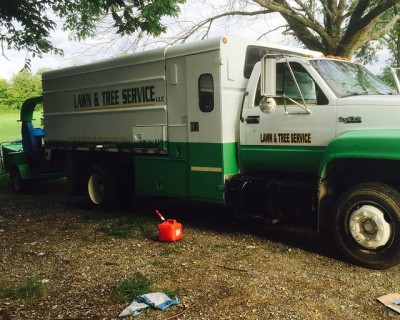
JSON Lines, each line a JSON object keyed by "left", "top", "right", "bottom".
{"left": 1, "top": 178, "right": 400, "bottom": 319}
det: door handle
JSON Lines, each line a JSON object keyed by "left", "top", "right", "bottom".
{"left": 246, "top": 116, "right": 260, "bottom": 124}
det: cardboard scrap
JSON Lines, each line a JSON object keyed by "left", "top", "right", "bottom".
{"left": 377, "top": 293, "right": 400, "bottom": 314}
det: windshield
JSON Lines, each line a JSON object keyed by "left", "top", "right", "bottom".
{"left": 310, "top": 59, "right": 396, "bottom": 97}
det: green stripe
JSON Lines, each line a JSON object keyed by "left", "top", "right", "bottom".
{"left": 134, "top": 142, "right": 238, "bottom": 203}
{"left": 188, "top": 142, "right": 238, "bottom": 202}
{"left": 135, "top": 156, "right": 188, "bottom": 197}
{"left": 223, "top": 143, "right": 239, "bottom": 174}
{"left": 241, "top": 145, "right": 325, "bottom": 173}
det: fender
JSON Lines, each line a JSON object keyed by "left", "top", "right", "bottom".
{"left": 317, "top": 130, "right": 400, "bottom": 233}
{"left": 17, "top": 163, "right": 33, "bottom": 180}
{"left": 318, "top": 129, "right": 400, "bottom": 180}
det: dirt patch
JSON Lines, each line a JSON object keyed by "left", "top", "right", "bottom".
{"left": 0, "top": 178, "right": 400, "bottom": 319}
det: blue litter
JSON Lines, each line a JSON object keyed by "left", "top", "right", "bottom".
{"left": 119, "top": 292, "right": 180, "bottom": 317}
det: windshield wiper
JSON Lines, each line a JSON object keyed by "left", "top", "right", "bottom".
{"left": 379, "top": 92, "right": 395, "bottom": 95}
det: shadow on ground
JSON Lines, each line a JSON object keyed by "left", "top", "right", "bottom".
{"left": 62, "top": 194, "right": 344, "bottom": 265}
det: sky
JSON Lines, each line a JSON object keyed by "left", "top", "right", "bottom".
{"left": 0, "top": 2, "right": 391, "bottom": 80}
{"left": 1, "top": 28, "right": 76, "bottom": 80}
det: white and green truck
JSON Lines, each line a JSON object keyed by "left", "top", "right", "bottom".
{"left": 6, "top": 36, "right": 400, "bottom": 269}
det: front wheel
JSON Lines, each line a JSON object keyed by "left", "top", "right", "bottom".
{"left": 333, "top": 182, "right": 400, "bottom": 269}
{"left": 86, "top": 165, "right": 117, "bottom": 210}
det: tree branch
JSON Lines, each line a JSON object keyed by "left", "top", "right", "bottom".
{"left": 253, "top": 0, "right": 332, "bottom": 51}
{"left": 257, "top": 24, "right": 285, "bottom": 40}
{"left": 292, "top": 0, "right": 315, "bottom": 22}
{"left": 348, "top": 0, "right": 398, "bottom": 32}
{"left": 340, "top": 1, "right": 400, "bottom": 57}
{"left": 169, "top": 9, "right": 273, "bottom": 44}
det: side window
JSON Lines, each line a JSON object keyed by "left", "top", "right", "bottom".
{"left": 243, "top": 46, "right": 301, "bottom": 79}
{"left": 198, "top": 73, "right": 214, "bottom": 112}
{"left": 244, "top": 46, "right": 270, "bottom": 79}
{"left": 254, "top": 62, "right": 328, "bottom": 106}
{"left": 276, "top": 62, "right": 327, "bottom": 105}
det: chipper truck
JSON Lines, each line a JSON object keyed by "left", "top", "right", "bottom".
{"left": 2, "top": 36, "right": 400, "bottom": 269}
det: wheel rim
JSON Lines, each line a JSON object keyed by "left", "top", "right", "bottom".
{"left": 349, "top": 205, "right": 392, "bottom": 250}
{"left": 88, "top": 173, "right": 105, "bottom": 205}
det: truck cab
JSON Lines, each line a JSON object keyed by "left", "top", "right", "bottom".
{"left": 232, "top": 53, "right": 400, "bottom": 269}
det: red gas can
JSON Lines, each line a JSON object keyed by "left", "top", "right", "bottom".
{"left": 158, "top": 219, "right": 183, "bottom": 242}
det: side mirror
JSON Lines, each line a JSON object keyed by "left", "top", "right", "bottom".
{"left": 261, "top": 57, "right": 276, "bottom": 97}
{"left": 259, "top": 97, "right": 277, "bottom": 114}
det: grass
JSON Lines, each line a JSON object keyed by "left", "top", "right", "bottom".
{"left": 113, "top": 272, "right": 154, "bottom": 302}
{"left": 0, "top": 110, "right": 42, "bottom": 142}
{"left": 0, "top": 172, "right": 67, "bottom": 210}
{"left": 92, "top": 214, "right": 157, "bottom": 241}
{"left": 98, "top": 224, "right": 133, "bottom": 239}
{"left": 113, "top": 273, "right": 180, "bottom": 303}
{"left": 0, "top": 277, "right": 48, "bottom": 303}
{"left": 162, "top": 246, "right": 179, "bottom": 257}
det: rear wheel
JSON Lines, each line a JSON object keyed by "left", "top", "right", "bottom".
{"left": 333, "top": 182, "right": 400, "bottom": 269}
{"left": 86, "top": 165, "right": 117, "bottom": 210}
{"left": 10, "top": 168, "right": 30, "bottom": 194}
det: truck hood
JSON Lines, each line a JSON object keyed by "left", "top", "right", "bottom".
{"left": 336, "top": 95, "right": 400, "bottom": 132}
{"left": 337, "top": 95, "right": 400, "bottom": 106}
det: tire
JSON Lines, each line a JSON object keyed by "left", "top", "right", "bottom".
{"left": 333, "top": 182, "right": 400, "bottom": 269}
{"left": 10, "top": 168, "right": 30, "bottom": 194}
{"left": 86, "top": 165, "right": 118, "bottom": 210}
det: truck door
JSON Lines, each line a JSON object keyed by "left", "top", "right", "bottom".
{"left": 241, "top": 61, "right": 336, "bottom": 174}
{"left": 185, "top": 52, "right": 225, "bottom": 202}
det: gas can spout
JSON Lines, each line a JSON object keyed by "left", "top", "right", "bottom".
{"left": 155, "top": 210, "right": 166, "bottom": 221}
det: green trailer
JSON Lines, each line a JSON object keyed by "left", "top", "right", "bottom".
{"left": 0, "top": 97, "right": 64, "bottom": 192}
